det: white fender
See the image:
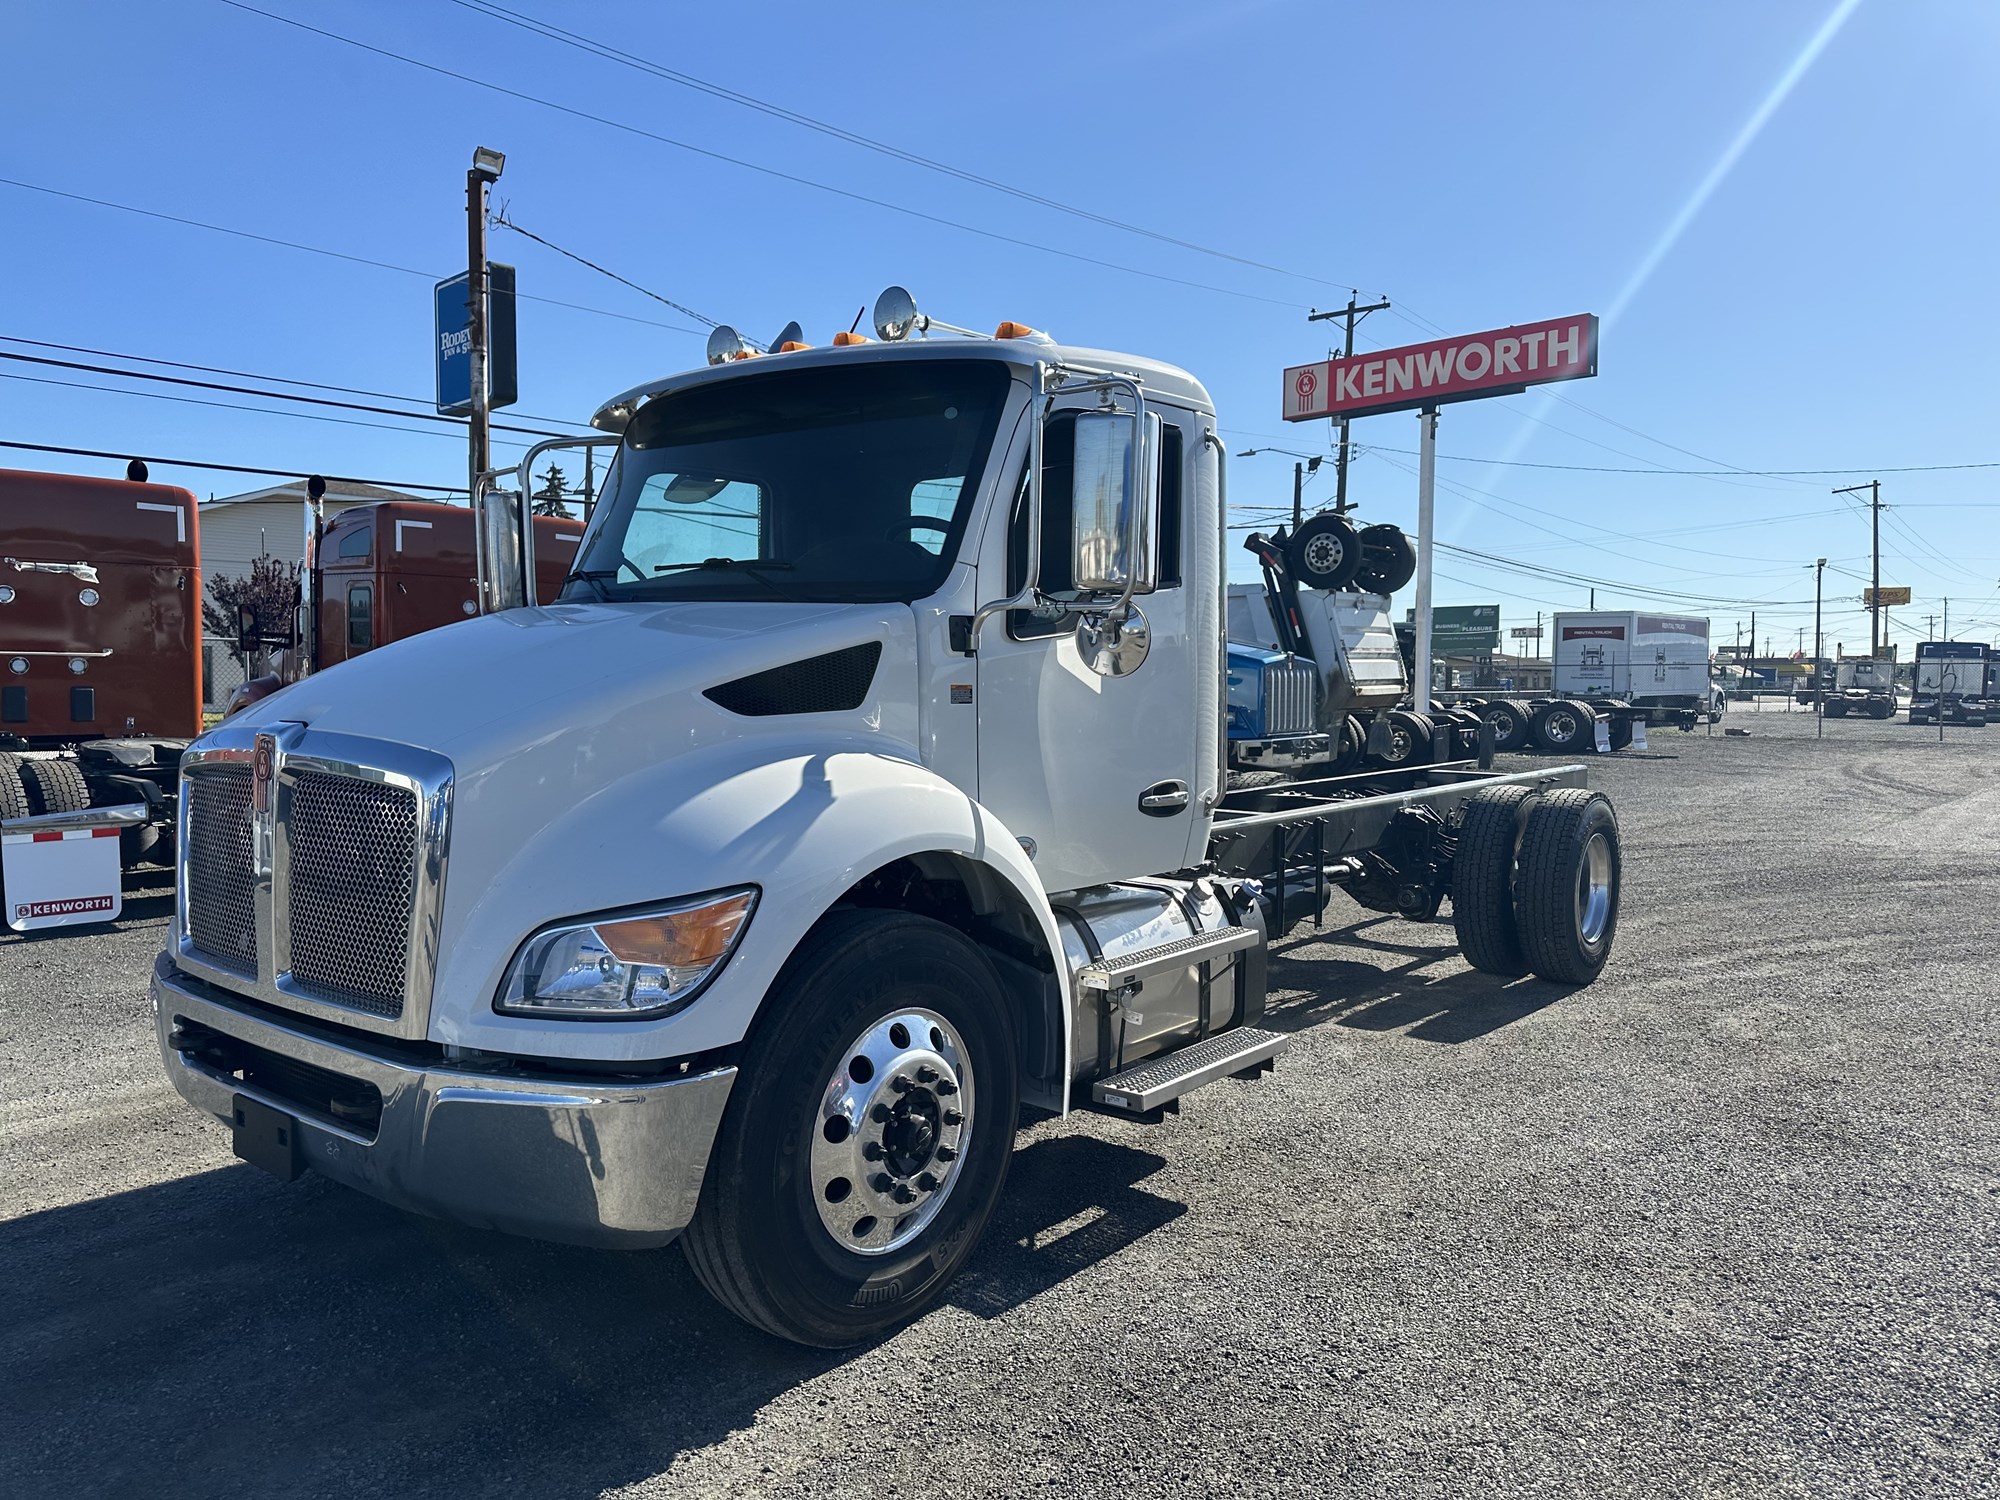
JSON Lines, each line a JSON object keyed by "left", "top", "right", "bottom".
{"left": 431, "top": 732, "right": 1069, "bottom": 1098}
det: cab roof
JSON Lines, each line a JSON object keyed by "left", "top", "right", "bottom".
{"left": 591, "top": 336, "right": 1214, "bottom": 434}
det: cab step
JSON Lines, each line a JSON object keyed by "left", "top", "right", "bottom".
{"left": 1090, "top": 1026, "right": 1289, "bottom": 1119}
{"left": 1074, "top": 925, "right": 1261, "bottom": 996}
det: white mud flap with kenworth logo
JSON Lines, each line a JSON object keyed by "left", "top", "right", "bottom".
{"left": 3, "top": 804, "right": 148, "bottom": 930}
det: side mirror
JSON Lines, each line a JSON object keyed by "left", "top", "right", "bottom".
{"left": 1069, "top": 409, "right": 1159, "bottom": 596}
{"left": 236, "top": 603, "right": 258, "bottom": 655}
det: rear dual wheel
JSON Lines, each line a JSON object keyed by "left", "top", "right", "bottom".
{"left": 1530, "top": 699, "right": 1597, "bottom": 753}
{"left": 1479, "top": 700, "right": 1535, "bottom": 754}
{"left": 1452, "top": 786, "right": 1620, "bottom": 984}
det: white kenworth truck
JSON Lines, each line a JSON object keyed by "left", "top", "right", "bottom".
{"left": 155, "top": 289, "right": 1622, "bottom": 1346}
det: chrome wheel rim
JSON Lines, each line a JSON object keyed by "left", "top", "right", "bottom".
{"left": 810, "top": 1007, "right": 973, "bottom": 1257}
{"left": 1303, "top": 534, "right": 1344, "bottom": 574}
{"left": 1576, "top": 830, "right": 1613, "bottom": 946}
{"left": 1547, "top": 710, "right": 1576, "bottom": 743}
{"left": 1490, "top": 710, "right": 1514, "bottom": 738}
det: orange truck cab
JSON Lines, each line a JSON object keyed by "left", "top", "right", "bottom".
{"left": 0, "top": 467, "right": 201, "bottom": 745}
{"left": 314, "top": 501, "right": 583, "bottom": 666}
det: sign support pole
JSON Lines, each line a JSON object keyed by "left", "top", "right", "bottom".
{"left": 466, "top": 166, "right": 492, "bottom": 510}
{"left": 1413, "top": 404, "right": 1438, "bottom": 715}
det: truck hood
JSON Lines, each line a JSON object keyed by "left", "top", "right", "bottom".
{"left": 227, "top": 600, "right": 918, "bottom": 767}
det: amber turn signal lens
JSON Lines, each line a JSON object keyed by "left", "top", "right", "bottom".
{"left": 778, "top": 340, "right": 813, "bottom": 352}
{"left": 596, "top": 891, "right": 757, "bottom": 969}
{"left": 993, "top": 321, "right": 1037, "bottom": 340}
{"left": 833, "top": 330, "right": 871, "bottom": 346}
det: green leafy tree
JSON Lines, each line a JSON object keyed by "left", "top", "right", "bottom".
{"left": 532, "top": 462, "right": 572, "bottom": 518}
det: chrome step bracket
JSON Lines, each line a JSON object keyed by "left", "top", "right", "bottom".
{"left": 1074, "top": 925, "right": 1260, "bottom": 997}
{"left": 1090, "top": 1026, "right": 1289, "bottom": 1118}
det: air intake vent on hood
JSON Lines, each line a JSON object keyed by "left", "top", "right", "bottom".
{"left": 705, "top": 642, "right": 883, "bottom": 717}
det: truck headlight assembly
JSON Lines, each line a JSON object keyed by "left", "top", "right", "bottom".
{"left": 495, "top": 888, "right": 757, "bottom": 1020}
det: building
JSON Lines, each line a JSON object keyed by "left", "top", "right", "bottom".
{"left": 199, "top": 479, "right": 424, "bottom": 705}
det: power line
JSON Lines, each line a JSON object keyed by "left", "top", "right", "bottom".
{"left": 491, "top": 212, "right": 721, "bottom": 328}
{"left": 0, "top": 349, "right": 575, "bottom": 439}
{"left": 0, "top": 334, "right": 592, "bottom": 429}
{"left": 0, "top": 439, "right": 461, "bottom": 494}
{"left": 0, "top": 175, "right": 705, "bottom": 337}
{"left": 212, "top": 0, "right": 1308, "bottom": 312}
{"left": 451, "top": 0, "right": 1371, "bottom": 297}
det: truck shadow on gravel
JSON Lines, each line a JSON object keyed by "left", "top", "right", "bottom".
{"left": 2, "top": 1135, "right": 1181, "bottom": 1498}
{"left": 1264, "top": 917, "right": 1567, "bottom": 1043}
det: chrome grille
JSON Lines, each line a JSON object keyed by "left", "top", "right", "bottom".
{"left": 1264, "top": 658, "right": 1319, "bottom": 738}
{"left": 185, "top": 766, "right": 257, "bottom": 973}
{"left": 284, "top": 772, "right": 418, "bottom": 1017}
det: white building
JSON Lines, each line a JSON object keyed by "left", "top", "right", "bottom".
{"left": 199, "top": 479, "right": 425, "bottom": 704}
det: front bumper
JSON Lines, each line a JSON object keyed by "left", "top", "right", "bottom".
{"left": 152, "top": 954, "right": 736, "bottom": 1249}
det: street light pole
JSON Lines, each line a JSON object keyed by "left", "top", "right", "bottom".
{"left": 1814, "top": 557, "right": 1826, "bottom": 739}
{"left": 1236, "top": 448, "right": 1323, "bottom": 532}
{"left": 466, "top": 146, "right": 505, "bottom": 509}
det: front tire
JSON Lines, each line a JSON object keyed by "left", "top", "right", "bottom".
{"left": 682, "top": 909, "right": 1019, "bottom": 1347}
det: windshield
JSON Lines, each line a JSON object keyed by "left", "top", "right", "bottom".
{"left": 567, "top": 359, "right": 1014, "bottom": 603}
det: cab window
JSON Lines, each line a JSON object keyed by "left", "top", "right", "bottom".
{"left": 337, "top": 524, "right": 372, "bottom": 561}
{"left": 347, "top": 583, "right": 373, "bottom": 650}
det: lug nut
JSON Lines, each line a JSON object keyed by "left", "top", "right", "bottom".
{"left": 890, "top": 1075, "right": 914, "bottom": 1094}
{"left": 893, "top": 1185, "right": 917, "bottom": 1204}
{"left": 942, "top": 1110, "right": 963, "bottom": 1126}
{"left": 862, "top": 1141, "right": 884, "bottom": 1161}
{"left": 916, "top": 1173, "right": 938, "bottom": 1192}
{"left": 915, "top": 1065, "right": 938, "bottom": 1084}
{"left": 871, "top": 1173, "right": 896, "bottom": 1193}
{"left": 870, "top": 1103, "right": 892, "bottom": 1124}
{"left": 935, "top": 1145, "right": 957, "bottom": 1162}
{"left": 935, "top": 1080, "right": 958, "bottom": 1096}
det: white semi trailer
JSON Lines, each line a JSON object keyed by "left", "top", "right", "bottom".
{"left": 154, "top": 291, "right": 1623, "bottom": 1345}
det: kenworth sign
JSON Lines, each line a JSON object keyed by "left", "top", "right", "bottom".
{"left": 1284, "top": 314, "right": 1599, "bottom": 422}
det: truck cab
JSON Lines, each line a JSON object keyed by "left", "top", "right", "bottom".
{"left": 154, "top": 293, "right": 1620, "bottom": 1345}
{"left": 1823, "top": 656, "right": 1898, "bottom": 719}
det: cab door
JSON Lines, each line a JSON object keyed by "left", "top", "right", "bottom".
{"left": 974, "top": 402, "right": 1203, "bottom": 893}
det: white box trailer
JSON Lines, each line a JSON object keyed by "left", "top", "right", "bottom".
{"left": 1553, "top": 612, "right": 1712, "bottom": 711}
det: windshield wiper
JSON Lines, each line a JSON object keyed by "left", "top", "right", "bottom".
{"left": 654, "top": 557, "right": 795, "bottom": 587}
{"left": 561, "top": 567, "right": 619, "bottom": 601}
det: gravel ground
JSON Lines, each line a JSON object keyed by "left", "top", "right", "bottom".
{"left": 4, "top": 711, "right": 1997, "bottom": 1498}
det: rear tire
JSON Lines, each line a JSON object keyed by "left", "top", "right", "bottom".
{"left": 1329, "top": 715, "right": 1366, "bottom": 775}
{"left": 20, "top": 759, "right": 89, "bottom": 816}
{"left": 682, "top": 910, "right": 1019, "bottom": 1347}
{"left": 1451, "top": 785, "right": 1540, "bottom": 976}
{"left": 1480, "top": 700, "right": 1534, "bottom": 754}
{"left": 1373, "top": 709, "right": 1433, "bottom": 768}
{"left": 1824, "top": 700, "right": 1849, "bottom": 719}
{"left": 1514, "top": 789, "right": 1621, "bottom": 985}
{"left": 1608, "top": 716, "right": 1634, "bottom": 751}
{"left": 1352, "top": 524, "right": 1417, "bottom": 594}
{"left": 1225, "top": 769, "right": 1293, "bottom": 810}
{"left": 1530, "top": 699, "right": 1596, "bottom": 753}
{"left": 0, "top": 759, "right": 28, "bottom": 823}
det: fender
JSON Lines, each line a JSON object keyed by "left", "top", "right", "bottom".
{"left": 431, "top": 730, "right": 1070, "bottom": 1095}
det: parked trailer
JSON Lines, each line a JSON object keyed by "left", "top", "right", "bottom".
{"left": 155, "top": 289, "right": 1626, "bottom": 1345}
{"left": 1908, "top": 642, "right": 1989, "bottom": 726}
{"left": 0, "top": 467, "right": 201, "bottom": 910}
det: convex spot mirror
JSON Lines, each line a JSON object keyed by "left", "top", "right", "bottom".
{"left": 1069, "top": 409, "right": 1159, "bottom": 597}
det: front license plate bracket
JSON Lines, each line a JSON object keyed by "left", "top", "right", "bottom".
{"left": 232, "top": 1093, "right": 305, "bottom": 1182}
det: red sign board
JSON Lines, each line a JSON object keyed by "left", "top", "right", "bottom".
{"left": 1284, "top": 314, "right": 1599, "bottom": 422}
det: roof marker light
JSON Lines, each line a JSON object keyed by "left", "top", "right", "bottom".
{"left": 994, "top": 321, "right": 1038, "bottom": 340}
{"left": 778, "top": 341, "right": 813, "bottom": 353}
{"left": 833, "top": 330, "right": 870, "bottom": 346}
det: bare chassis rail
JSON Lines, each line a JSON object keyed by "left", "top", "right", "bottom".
{"left": 1208, "top": 760, "right": 1589, "bottom": 933}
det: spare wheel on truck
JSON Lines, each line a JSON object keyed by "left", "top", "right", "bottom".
{"left": 1285, "top": 513, "right": 1363, "bottom": 591}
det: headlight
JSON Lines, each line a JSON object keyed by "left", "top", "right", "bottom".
{"left": 495, "top": 888, "right": 757, "bottom": 1020}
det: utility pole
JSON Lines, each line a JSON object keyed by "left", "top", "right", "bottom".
{"left": 1750, "top": 610, "right": 1756, "bottom": 667}
{"left": 1834, "top": 479, "right": 1882, "bottom": 654}
{"left": 467, "top": 147, "right": 505, "bottom": 512}
{"left": 1307, "top": 294, "right": 1391, "bottom": 515}
{"left": 1814, "top": 557, "right": 1826, "bottom": 739}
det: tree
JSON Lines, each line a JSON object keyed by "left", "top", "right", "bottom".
{"left": 532, "top": 462, "right": 572, "bottom": 518}
{"left": 204, "top": 556, "right": 301, "bottom": 674}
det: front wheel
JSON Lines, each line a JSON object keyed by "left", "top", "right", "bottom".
{"left": 682, "top": 910, "right": 1019, "bottom": 1347}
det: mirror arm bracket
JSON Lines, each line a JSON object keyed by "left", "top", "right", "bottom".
{"left": 962, "top": 363, "right": 1052, "bottom": 656}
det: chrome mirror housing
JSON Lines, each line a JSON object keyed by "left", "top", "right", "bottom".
{"left": 1069, "top": 409, "right": 1158, "bottom": 597}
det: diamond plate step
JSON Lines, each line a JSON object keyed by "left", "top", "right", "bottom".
{"left": 1090, "top": 1026, "right": 1289, "bottom": 1117}
{"left": 1075, "top": 925, "right": 1260, "bottom": 996}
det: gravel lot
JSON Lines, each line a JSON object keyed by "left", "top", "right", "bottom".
{"left": 5, "top": 710, "right": 1997, "bottom": 1498}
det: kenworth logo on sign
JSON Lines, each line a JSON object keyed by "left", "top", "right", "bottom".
{"left": 1284, "top": 314, "right": 1599, "bottom": 421}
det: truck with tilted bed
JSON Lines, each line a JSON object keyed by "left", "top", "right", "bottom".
{"left": 153, "top": 287, "right": 1624, "bottom": 1345}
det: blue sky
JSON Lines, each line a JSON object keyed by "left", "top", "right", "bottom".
{"left": 5, "top": 0, "right": 1997, "bottom": 652}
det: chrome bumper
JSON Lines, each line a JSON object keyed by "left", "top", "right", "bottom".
{"left": 152, "top": 954, "right": 735, "bottom": 1250}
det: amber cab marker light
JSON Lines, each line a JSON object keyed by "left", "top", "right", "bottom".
{"left": 994, "top": 321, "right": 1037, "bottom": 340}
{"left": 778, "top": 341, "right": 814, "bottom": 353}
{"left": 833, "top": 330, "right": 871, "bottom": 346}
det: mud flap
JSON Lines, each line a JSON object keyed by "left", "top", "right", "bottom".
{"left": 1593, "top": 717, "right": 1612, "bottom": 753}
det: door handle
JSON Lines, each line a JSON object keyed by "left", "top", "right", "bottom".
{"left": 1138, "top": 779, "right": 1190, "bottom": 816}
